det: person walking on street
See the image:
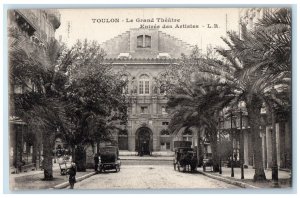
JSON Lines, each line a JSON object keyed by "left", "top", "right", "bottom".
{"left": 68, "top": 162, "right": 77, "bottom": 189}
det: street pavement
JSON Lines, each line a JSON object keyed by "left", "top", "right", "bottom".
{"left": 9, "top": 156, "right": 292, "bottom": 190}
{"left": 73, "top": 165, "right": 238, "bottom": 189}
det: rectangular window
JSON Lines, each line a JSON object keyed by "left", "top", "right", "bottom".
{"left": 137, "top": 35, "right": 143, "bottom": 48}
{"left": 162, "top": 106, "right": 168, "bottom": 114}
{"left": 145, "top": 81, "right": 150, "bottom": 94}
{"left": 145, "top": 35, "right": 151, "bottom": 48}
{"left": 141, "top": 106, "right": 148, "bottom": 114}
{"left": 139, "top": 81, "right": 144, "bottom": 94}
{"left": 162, "top": 122, "right": 169, "bottom": 126}
{"left": 166, "top": 142, "right": 170, "bottom": 150}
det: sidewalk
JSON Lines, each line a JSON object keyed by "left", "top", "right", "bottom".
{"left": 10, "top": 163, "right": 95, "bottom": 190}
{"left": 199, "top": 166, "right": 292, "bottom": 188}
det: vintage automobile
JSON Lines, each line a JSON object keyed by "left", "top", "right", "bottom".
{"left": 173, "top": 141, "right": 198, "bottom": 172}
{"left": 99, "top": 146, "right": 121, "bottom": 173}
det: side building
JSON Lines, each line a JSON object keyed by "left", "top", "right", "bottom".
{"left": 101, "top": 28, "right": 202, "bottom": 155}
{"left": 8, "top": 9, "right": 61, "bottom": 173}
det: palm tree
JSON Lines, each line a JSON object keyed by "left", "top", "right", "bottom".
{"left": 160, "top": 48, "right": 235, "bottom": 171}
{"left": 9, "top": 25, "right": 72, "bottom": 179}
{"left": 202, "top": 8, "right": 291, "bottom": 181}
{"left": 166, "top": 77, "right": 235, "bottom": 172}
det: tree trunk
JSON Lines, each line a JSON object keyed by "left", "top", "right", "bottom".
{"left": 197, "top": 128, "right": 204, "bottom": 167}
{"left": 96, "top": 142, "right": 100, "bottom": 153}
{"left": 247, "top": 100, "right": 267, "bottom": 181}
{"left": 71, "top": 145, "right": 76, "bottom": 162}
{"left": 42, "top": 130, "right": 55, "bottom": 180}
{"left": 211, "top": 139, "right": 220, "bottom": 172}
{"left": 210, "top": 129, "right": 220, "bottom": 172}
{"left": 75, "top": 145, "right": 86, "bottom": 171}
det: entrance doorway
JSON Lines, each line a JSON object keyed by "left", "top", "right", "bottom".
{"left": 136, "top": 127, "right": 152, "bottom": 156}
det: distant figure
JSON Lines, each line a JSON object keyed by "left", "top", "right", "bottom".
{"left": 67, "top": 162, "right": 77, "bottom": 189}
{"left": 94, "top": 153, "right": 99, "bottom": 172}
{"left": 190, "top": 153, "right": 198, "bottom": 172}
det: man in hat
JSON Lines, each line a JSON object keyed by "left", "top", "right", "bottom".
{"left": 67, "top": 162, "right": 77, "bottom": 189}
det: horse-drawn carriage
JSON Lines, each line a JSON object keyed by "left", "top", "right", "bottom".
{"left": 173, "top": 141, "right": 198, "bottom": 172}
{"left": 98, "top": 146, "right": 121, "bottom": 173}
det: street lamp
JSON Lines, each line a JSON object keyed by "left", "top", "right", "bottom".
{"left": 218, "top": 117, "right": 222, "bottom": 174}
{"left": 237, "top": 101, "right": 246, "bottom": 179}
{"left": 239, "top": 109, "right": 244, "bottom": 179}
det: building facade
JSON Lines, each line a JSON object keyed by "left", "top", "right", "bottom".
{"left": 101, "top": 28, "right": 201, "bottom": 154}
{"left": 8, "top": 9, "right": 61, "bottom": 172}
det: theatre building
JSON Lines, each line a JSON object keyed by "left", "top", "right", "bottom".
{"left": 101, "top": 28, "right": 199, "bottom": 154}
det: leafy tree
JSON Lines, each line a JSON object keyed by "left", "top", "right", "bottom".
{"left": 57, "top": 40, "right": 128, "bottom": 170}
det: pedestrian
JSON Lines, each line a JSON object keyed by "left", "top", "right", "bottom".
{"left": 67, "top": 162, "right": 77, "bottom": 189}
{"left": 94, "top": 153, "right": 99, "bottom": 172}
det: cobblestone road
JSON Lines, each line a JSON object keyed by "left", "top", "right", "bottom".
{"left": 74, "top": 165, "right": 239, "bottom": 189}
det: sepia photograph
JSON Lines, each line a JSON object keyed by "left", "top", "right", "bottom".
{"left": 6, "top": 6, "right": 293, "bottom": 192}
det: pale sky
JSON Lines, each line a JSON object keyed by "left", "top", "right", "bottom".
{"left": 55, "top": 8, "right": 240, "bottom": 52}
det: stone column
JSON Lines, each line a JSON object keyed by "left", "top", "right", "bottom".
{"left": 128, "top": 135, "right": 135, "bottom": 152}
{"left": 127, "top": 124, "right": 135, "bottom": 152}
{"left": 285, "top": 121, "right": 291, "bottom": 169}
{"left": 243, "top": 131, "right": 249, "bottom": 166}
{"left": 131, "top": 96, "right": 137, "bottom": 115}
{"left": 152, "top": 96, "right": 157, "bottom": 115}
{"left": 260, "top": 131, "right": 266, "bottom": 169}
{"left": 152, "top": 135, "right": 158, "bottom": 152}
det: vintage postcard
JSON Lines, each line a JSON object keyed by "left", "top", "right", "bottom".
{"left": 7, "top": 7, "right": 293, "bottom": 191}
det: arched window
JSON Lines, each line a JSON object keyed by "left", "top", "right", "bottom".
{"left": 137, "top": 35, "right": 151, "bottom": 48}
{"left": 182, "top": 129, "right": 193, "bottom": 142}
{"left": 139, "top": 74, "right": 150, "bottom": 95}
